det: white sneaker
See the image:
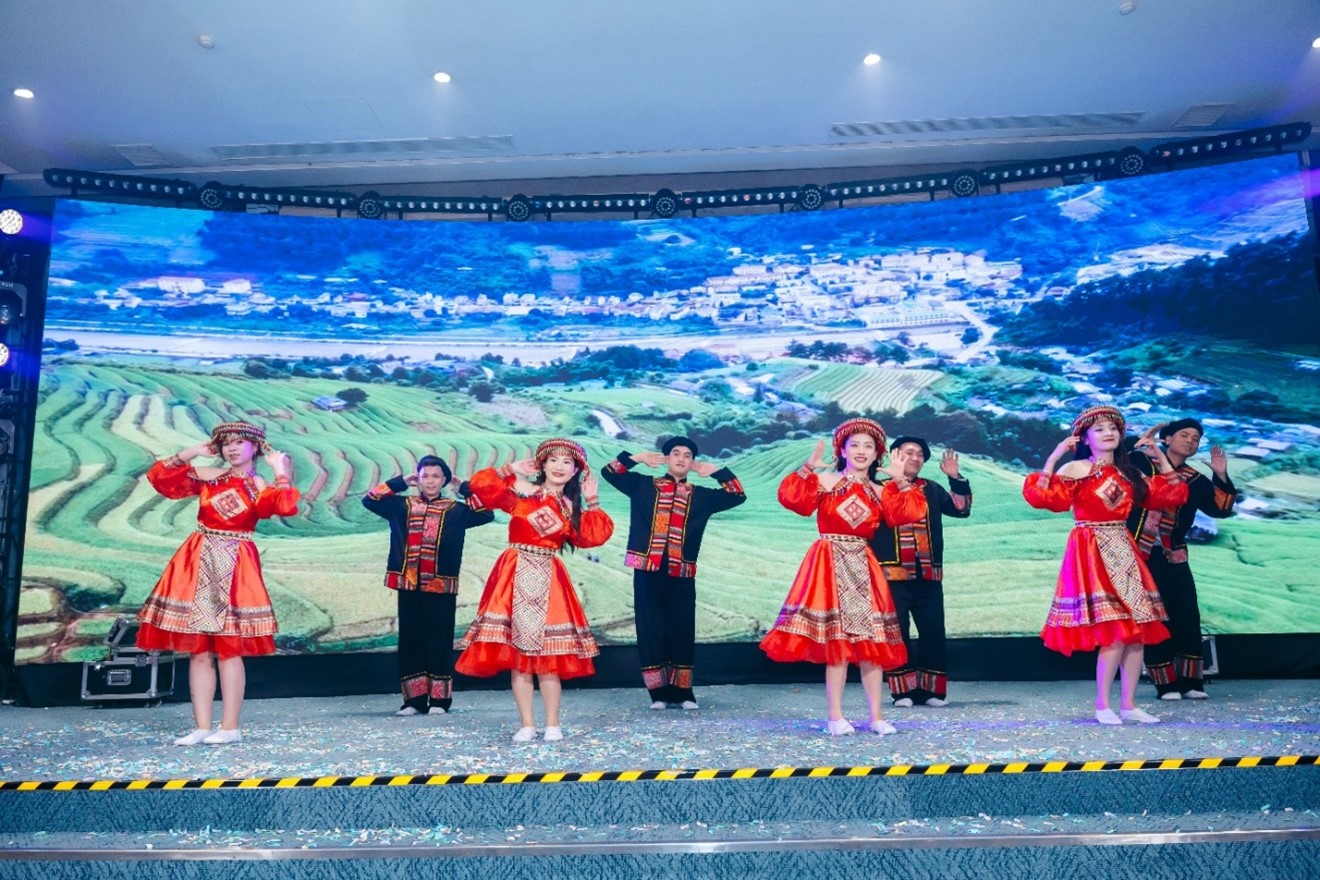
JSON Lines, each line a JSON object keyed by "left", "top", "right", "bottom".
{"left": 680, "top": 700, "right": 699, "bottom": 711}
{"left": 1094, "top": 708, "right": 1123, "bottom": 726}
{"left": 395, "top": 705, "right": 421, "bottom": 716}
{"left": 826, "top": 718, "right": 855, "bottom": 736}
{"left": 543, "top": 726, "right": 563, "bottom": 742}
{"left": 892, "top": 698, "right": 914, "bottom": 708}
{"left": 923, "top": 698, "right": 948, "bottom": 708}
{"left": 1183, "top": 689, "right": 1209, "bottom": 700}
{"left": 429, "top": 706, "right": 447, "bottom": 715}
{"left": 870, "top": 719, "right": 897, "bottom": 735}
{"left": 512, "top": 726, "right": 537, "bottom": 742}
{"left": 1120, "top": 707, "right": 1160, "bottom": 724}
{"left": 203, "top": 728, "right": 241, "bottom": 745}
{"left": 649, "top": 700, "right": 667, "bottom": 710}
{"left": 1159, "top": 692, "right": 1183, "bottom": 701}
{"left": 173, "top": 728, "right": 211, "bottom": 746}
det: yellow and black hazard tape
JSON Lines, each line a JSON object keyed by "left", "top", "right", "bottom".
{"left": 1, "top": 754, "right": 1316, "bottom": 792}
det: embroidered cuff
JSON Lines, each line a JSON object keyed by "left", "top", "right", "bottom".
{"left": 497, "top": 464, "right": 514, "bottom": 478}
{"left": 164, "top": 455, "right": 187, "bottom": 469}
{"left": 273, "top": 475, "right": 292, "bottom": 488}
{"left": 797, "top": 464, "right": 815, "bottom": 477}
{"left": 584, "top": 495, "right": 601, "bottom": 510}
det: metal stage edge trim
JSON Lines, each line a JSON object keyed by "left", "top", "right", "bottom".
{"left": 2, "top": 828, "right": 1319, "bottom": 861}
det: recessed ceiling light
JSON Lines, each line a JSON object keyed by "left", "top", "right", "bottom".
{"left": 1312, "top": 36, "right": 1320, "bottom": 49}
{"left": 863, "top": 53, "right": 881, "bottom": 66}
{"left": 13, "top": 88, "right": 34, "bottom": 99}
{"left": 433, "top": 71, "right": 452, "bottom": 84}
{"left": 197, "top": 34, "right": 216, "bottom": 49}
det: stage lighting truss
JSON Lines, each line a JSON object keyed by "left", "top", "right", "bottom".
{"left": 530, "top": 194, "right": 654, "bottom": 219}
{"left": 978, "top": 152, "right": 1127, "bottom": 190}
{"left": 196, "top": 183, "right": 357, "bottom": 213}
{"left": 1149, "top": 122, "right": 1312, "bottom": 166}
{"left": 677, "top": 185, "right": 823, "bottom": 214}
{"left": 826, "top": 170, "right": 979, "bottom": 205}
{"left": 372, "top": 195, "right": 509, "bottom": 219}
{"left": 43, "top": 169, "right": 196, "bottom": 200}
{"left": 37, "top": 120, "right": 1315, "bottom": 224}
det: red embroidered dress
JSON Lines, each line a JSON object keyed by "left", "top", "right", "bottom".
{"left": 760, "top": 468, "right": 927, "bottom": 667}
{"left": 136, "top": 457, "right": 300, "bottom": 658}
{"left": 456, "top": 467, "right": 614, "bottom": 680}
{"left": 1023, "top": 465, "right": 1188, "bottom": 656}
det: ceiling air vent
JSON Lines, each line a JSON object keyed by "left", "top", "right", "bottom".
{"left": 832, "top": 112, "right": 1145, "bottom": 138}
{"left": 113, "top": 144, "right": 171, "bottom": 167}
{"left": 1170, "top": 104, "right": 1232, "bottom": 129}
{"left": 212, "top": 136, "right": 515, "bottom": 161}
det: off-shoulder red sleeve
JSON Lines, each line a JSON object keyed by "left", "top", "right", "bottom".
{"left": 146, "top": 458, "right": 200, "bottom": 500}
{"left": 1022, "top": 472, "right": 1076, "bottom": 513}
{"left": 254, "top": 483, "right": 300, "bottom": 519}
{"left": 879, "top": 481, "right": 928, "bottom": 527}
{"left": 570, "top": 508, "right": 614, "bottom": 549}
{"left": 1143, "top": 471, "right": 1190, "bottom": 510}
{"left": 778, "top": 468, "right": 822, "bottom": 517}
{"left": 468, "top": 467, "right": 518, "bottom": 514}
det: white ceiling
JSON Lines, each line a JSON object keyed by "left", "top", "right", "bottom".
{"left": 2, "top": 0, "right": 1319, "bottom": 199}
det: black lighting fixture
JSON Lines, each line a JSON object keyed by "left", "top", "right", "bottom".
{"left": 676, "top": 184, "right": 823, "bottom": 215}
{"left": 198, "top": 182, "right": 357, "bottom": 213}
{"left": 0, "top": 282, "right": 24, "bottom": 376}
{"left": 359, "top": 193, "right": 510, "bottom": 219}
{"left": 43, "top": 169, "right": 196, "bottom": 200}
{"left": 826, "top": 170, "right": 979, "bottom": 206}
{"left": 529, "top": 193, "right": 653, "bottom": 219}
{"left": 1149, "top": 122, "right": 1312, "bottom": 167}
{"left": 505, "top": 195, "right": 532, "bottom": 222}
{"left": 978, "top": 150, "right": 1140, "bottom": 191}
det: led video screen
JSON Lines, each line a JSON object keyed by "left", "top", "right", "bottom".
{"left": 17, "top": 154, "right": 1320, "bottom": 663}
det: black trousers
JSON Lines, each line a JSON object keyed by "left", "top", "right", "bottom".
{"left": 885, "top": 577, "right": 949, "bottom": 702}
{"left": 634, "top": 569, "right": 697, "bottom": 704}
{"left": 397, "top": 590, "right": 457, "bottom": 712}
{"left": 1144, "top": 551, "right": 1205, "bottom": 696}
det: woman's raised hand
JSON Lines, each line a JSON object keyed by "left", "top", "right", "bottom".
{"left": 805, "top": 438, "right": 828, "bottom": 472}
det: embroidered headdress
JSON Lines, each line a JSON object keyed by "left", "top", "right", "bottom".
{"left": 534, "top": 437, "right": 589, "bottom": 470}
{"left": 1070, "top": 405, "right": 1125, "bottom": 437}
{"left": 210, "top": 420, "right": 270, "bottom": 453}
{"left": 832, "top": 417, "right": 887, "bottom": 458}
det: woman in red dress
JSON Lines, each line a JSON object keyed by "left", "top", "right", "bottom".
{"left": 135, "top": 421, "right": 298, "bottom": 745}
{"left": 1023, "top": 405, "right": 1188, "bottom": 726}
{"left": 457, "top": 438, "right": 613, "bottom": 742}
{"left": 760, "top": 418, "right": 927, "bottom": 736}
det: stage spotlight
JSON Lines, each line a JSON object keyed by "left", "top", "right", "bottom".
{"left": 505, "top": 195, "right": 532, "bottom": 222}
{"left": 356, "top": 192, "right": 384, "bottom": 220}
{"left": 0, "top": 210, "right": 21, "bottom": 236}
{"left": 652, "top": 189, "right": 678, "bottom": 218}
{"left": 198, "top": 182, "right": 228, "bottom": 211}
{"left": 796, "top": 185, "right": 824, "bottom": 211}
{"left": 1117, "top": 147, "right": 1146, "bottom": 176}
{"left": 949, "top": 171, "right": 979, "bottom": 198}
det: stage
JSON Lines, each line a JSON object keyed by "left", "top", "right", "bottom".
{"left": 1, "top": 680, "right": 1317, "bottom": 877}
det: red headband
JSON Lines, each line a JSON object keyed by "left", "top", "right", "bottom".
{"left": 534, "top": 438, "right": 588, "bottom": 470}
{"left": 833, "top": 418, "right": 887, "bottom": 458}
{"left": 1071, "top": 405, "right": 1125, "bottom": 437}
